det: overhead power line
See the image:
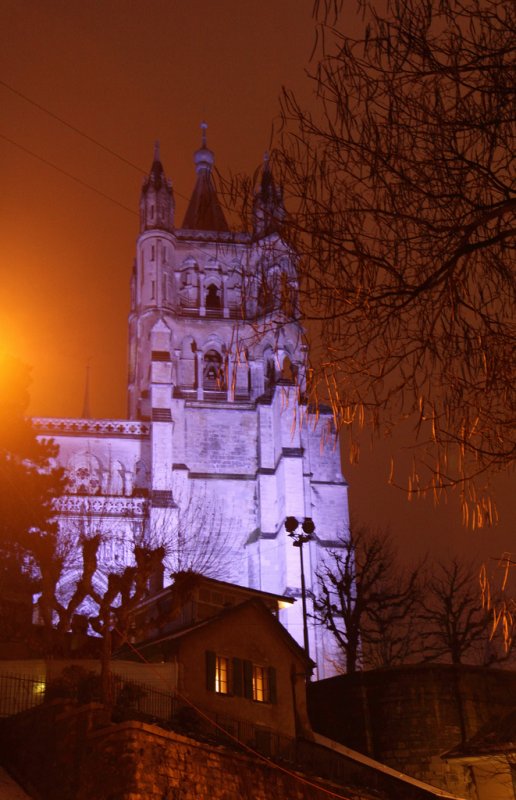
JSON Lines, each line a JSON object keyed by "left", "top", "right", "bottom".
{"left": 0, "top": 78, "right": 241, "bottom": 209}
{"left": 0, "top": 78, "right": 146, "bottom": 175}
{"left": 0, "top": 79, "right": 256, "bottom": 264}
{"left": 0, "top": 133, "right": 138, "bottom": 217}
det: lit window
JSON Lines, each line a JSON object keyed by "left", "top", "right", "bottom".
{"left": 252, "top": 664, "right": 267, "bottom": 702}
{"left": 215, "top": 655, "right": 229, "bottom": 694}
{"left": 206, "top": 651, "right": 277, "bottom": 704}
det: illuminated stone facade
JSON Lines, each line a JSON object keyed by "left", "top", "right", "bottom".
{"left": 35, "top": 135, "right": 349, "bottom": 679}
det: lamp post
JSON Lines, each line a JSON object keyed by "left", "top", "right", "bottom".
{"left": 284, "top": 516, "right": 315, "bottom": 671}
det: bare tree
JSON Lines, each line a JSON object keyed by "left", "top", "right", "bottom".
{"left": 147, "top": 481, "right": 243, "bottom": 583}
{"left": 361, "top": 571, "right": 423, "bottom": 669}
{"left": 229, "top": 0, "right": 515, "bottom": 530}
{"left": 33, "top": 492, "right": 143, "bottom": 630}
{"left": 47, "top": 475, "right": 239, "bottom": 621}
{"left": 417, "top": 557, "right": 513, "bottom": 665}
{"left": 32, "top": 519, "right": 165, "bottom": 701}
{"left": 88, "top": 543, "right": 165, "bottom": 702}
{"left": 315, "top": 525, "right": 422, "bottom": 672}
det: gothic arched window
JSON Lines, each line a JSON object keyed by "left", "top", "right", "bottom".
{"left": 203, "top": 350, "right": 226, "bottom": 391}
{"left": 258, "top": 267, "right": 283, "bottom": 314}
{"left": 280, "top": 273, "right": 296, "bottom": 317}
{"left": 109, "top": 460, "right": 125, "bottom": 496}
{"left": 258, "top": 278, "right": 274, "bottom": 313}
{"left": 265, "top": 359, "right": 275, "bottom": 392}
{"left": 133, "top": 460, "right": 149, "bottom": 497}
{"left": 279, "top": 356, "right": 297, "bottom": 384}
{"left": 67, "top": 452, "right": 102, "bottom": 495}
{"left": 205, "top": 283, "right": 221, "bottom": 310}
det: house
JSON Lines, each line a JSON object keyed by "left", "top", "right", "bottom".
{"left": 0, "top": 588, "right": 468, "bottom": 800}
{"left": 117, "top": 574, "right": 312, "bottom": 740}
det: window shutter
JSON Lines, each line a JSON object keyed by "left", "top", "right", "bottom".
{"left": 232, "top": 657, "right": 243, "bottom": 696}
{"left": 243, "top": 659, "right": 253, "bottom": 699}
{"left": 268, "top": 666, "right": 277, "bottom": 704}
{"left": 206, "top": 650, "right": 216, "bottom": 691}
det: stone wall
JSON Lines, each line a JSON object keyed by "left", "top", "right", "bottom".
{"left": 185, "top": 406, "right": 258, "bottom": 474}
{"left": 308, "top": 664, "right": 516, "bottom": 797}
{"left": 1, "top": 701, "right": 379, "bottom": 800}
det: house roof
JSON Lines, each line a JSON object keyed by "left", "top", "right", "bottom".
{"left": 134, "top": 572, "right": 295, "bottom": 614}
{"left": 116, "top": 598, "right": 311, "bottom": 668}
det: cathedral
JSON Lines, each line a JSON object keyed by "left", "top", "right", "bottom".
{"left": 34, "top": 130, "right": 350, "bottom": 679}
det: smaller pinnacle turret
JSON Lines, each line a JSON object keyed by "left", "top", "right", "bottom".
{"left": 253, "top": 152, "right": 285, "bottom": 239}
{"left": 81, "top": 363, "right": 91, "bottom": 419}
{"left": 140, "top": 142, "right": 175, "bottom": 232}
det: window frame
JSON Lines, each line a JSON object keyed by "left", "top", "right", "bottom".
{"left": 206, "top": 651, "right": 277, "bottom": 704}
{"left": 214, "top": 654, "right": 230, "bottom": 695}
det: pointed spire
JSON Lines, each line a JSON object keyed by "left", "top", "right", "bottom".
{"left": 260, "top": 151, "right": 274, "bottom": 197}
{"left": 140, "top": 142, "right": 175, "bottom": 232}
{"left": 253, "top": 152, "right": 285, "bottom": 238}
{"left": 82, "top": 364, "right": 91, "bottom": 419}
{"left": 192, "top": 121, "right": 215, "bottom": 174}
{"left": 182, "top": 123, "right": 229, "bottom": 232}
{"left": 147, "top": 139, "right": 166, "bottom": 186}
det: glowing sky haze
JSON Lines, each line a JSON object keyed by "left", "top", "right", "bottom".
{"left": 1, "top": 0, "right": 513, "bottom": 564}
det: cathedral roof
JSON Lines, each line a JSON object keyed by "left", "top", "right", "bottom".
{"left": 182, "top": 123, "right": 229, "bottom": 233}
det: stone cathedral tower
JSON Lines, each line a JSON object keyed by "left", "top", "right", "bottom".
{"left": 35, "top": 131, "right": 350, "bottom": 679}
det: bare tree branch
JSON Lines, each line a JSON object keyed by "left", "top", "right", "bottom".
{"left": 417, "top": 557, "right": 514, "bottom": 665}
{"left": 227, "top": 0, "right": 515, "bottom": 529}
{"left": 314, "top": 524, "right": 423, "bottom": 671}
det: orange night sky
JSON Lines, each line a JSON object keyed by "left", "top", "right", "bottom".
{"left": 1, "top": 0, "right": 513, "bottom": 566}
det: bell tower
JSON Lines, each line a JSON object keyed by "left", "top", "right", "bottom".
{"left": 37, "top": 128, "right": 349, "bottom": 680}
{"left": 124, "top": 130, "right": 349, "bottom": 677}
{"left": 128, "top": 143, "right": 176, "bottom": 420}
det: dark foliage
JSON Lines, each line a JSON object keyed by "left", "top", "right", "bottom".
{"left": 0, "top": 356, "right": 66, "bottom": 634}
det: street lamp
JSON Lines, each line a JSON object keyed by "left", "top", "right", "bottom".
{"left": 284, "top": 516, "right": 315, "bottom": 671}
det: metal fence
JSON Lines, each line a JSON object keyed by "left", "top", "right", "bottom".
{"left": 0, "top": 671, "right": 175, "bottom": 720}
{"left": 0, "top": 671, "right": 434, "bottom": 798}
{"left": 0, "top": 673, "right": 47, "bottom": 717}
{"left": 0, "top": 671, "right": 293, "bottom": 760}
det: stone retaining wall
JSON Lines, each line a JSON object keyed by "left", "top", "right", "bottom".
{"left": 1, "top": 701, "right": 376, "bottom": 800}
